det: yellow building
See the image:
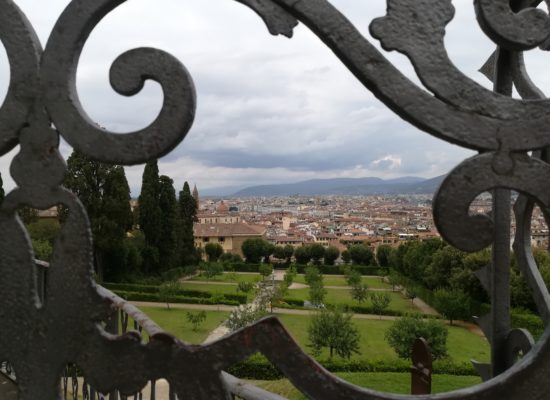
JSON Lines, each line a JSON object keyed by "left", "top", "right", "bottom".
{"left": 194, "top": 223, "right": 267, "bottom": 257}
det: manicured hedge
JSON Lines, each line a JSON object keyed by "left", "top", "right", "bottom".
{"left": 224, "top": 262, "right": 262, "bottom": 273}
{"left": 511, "top": 310, "right": 544, "bottom": 340}
{"left": 292, "top": 264, "right": 382, "bottom": 276}
{"left": 113, "top": 290, "right": 241, "bottom": 306}
{"left": 227, "top": 357, "right": 477, "bottom": 380}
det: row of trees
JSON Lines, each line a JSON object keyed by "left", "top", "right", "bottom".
{"left": 239, "top": 238, "right": 390, "bottom": 267}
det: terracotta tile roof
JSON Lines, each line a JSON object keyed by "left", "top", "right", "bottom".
{"left": 194, "top": 223, "right": 266, "bottom": 237}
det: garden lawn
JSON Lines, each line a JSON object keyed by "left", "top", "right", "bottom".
{"left": 293, "top": 275, "right": 391, "bottom": 289}
{"left": 250, "top": 372, "right": 482, "bottom": 398}
{"left": 136, "top": 306, "right": 229, "bottom": 344}
{"left": 190, "top": 272, "right": 261, "bottom": 284}
{"left": 276, "top": 314, "right": 489, "bottom": 363}
{"left": 285, "top": 288, "right": 417, "bottom": 313}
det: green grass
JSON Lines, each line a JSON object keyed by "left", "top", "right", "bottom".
{"left": 275, "top": 314, "right": 489, "bottom": 363}
{"left": 293, "top": 274, "right": 391, "bottom": 289}
{"left": 285, "top": 288, "right": 417, "bottom": 313}
{"left": 180, "top": 282, "right": 242, "bottom": 294}
{"left": 250, "top": 372, "right": 482, "bottom": 398}
{"left": 190, "top": 272, "right": 261, "bottom": 284}
{"left": 137, "top": 306, "right": 229, "bottom": 344}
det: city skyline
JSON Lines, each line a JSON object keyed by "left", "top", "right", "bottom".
{"left": 0, "top": 0, "right": 548, "bottom": 197}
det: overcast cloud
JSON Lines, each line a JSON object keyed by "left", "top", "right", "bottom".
{"left": 1, "top": 0, "right": 549, "bottom": 196}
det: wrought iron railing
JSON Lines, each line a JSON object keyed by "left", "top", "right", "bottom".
{"left": 2, "top": 0, "right": 550, "bottom": 399}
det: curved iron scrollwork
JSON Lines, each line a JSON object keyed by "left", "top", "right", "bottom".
{"left": 1, "top": 0, "right": 550, "bottom": 399}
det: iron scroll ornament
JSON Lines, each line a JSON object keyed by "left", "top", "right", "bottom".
{"left": 1, "top": 1, "right": 550, "bottom": 400}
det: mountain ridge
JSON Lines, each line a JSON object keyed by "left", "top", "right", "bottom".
{"left": 231, "top": 175, "right": 446, "bottom": 197}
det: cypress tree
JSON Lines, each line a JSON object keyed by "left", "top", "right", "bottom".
{"left": 158, "top": 175, "right": 177, "bottom": 271}
{"left": 65, "top": 151, "right": 132, "bottom": 281}
{"left": 177, "top": 181, "right": 198, "bottom": 266}
{"left": 138, "top": 160, "right": 162, "bottom": 273}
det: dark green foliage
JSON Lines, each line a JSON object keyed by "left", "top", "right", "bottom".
{"left": 324, "top": 246, "right": 340, "bottom": 266}
{"left": 308, "top": 244, "right": 325, "bottom": 265}
{"left": 294, "top": 246, "right": 311, "bottom": 264}
{"left": 434, "top": 288, "right": 471, "bottom": 325}
{"left": 349, "top": 244, "right": 375, "bottom": 265}
{"left": 158, "top": 176, "right": 177, "bottom": 270}
{"left": 18, "top": 207, "right": 38, "bottom": 224}
{"left": 241, "top": 238, "right": 271, "bottom": 264}
{"left": 376, "top": 244, "right": 392, "bottom": 271}
{"left": 273, "top": 245, "right": 286, "bottom": 261}
{"left": 351, "top": 283, "right": 369, "bottom": 304}
{"left": 27, "top": 219, "right": 60, "bottom": 261}
{"left": 227, "top": 357, "right": 477, "bottom": 380}
{"left": 65, "top": 151, "right": 133, "bottom": 281}
{"left": 204, "top": 242, "right": 224, "bottom": 262}
{"left": 139, "top": 161, "right": 162, "bottom": 273}
{"left": 341, "top": 249, "right": 351, "bottom": 264}
{"left": 406, "top": 286, "right": 418, "bottom": 303}
{"left": 283, "top": 245, "right": 295, "bottom": 263}
{"left": 186, "top": 310, "right": 207, "bottom": 331}
{"left": 308, "top": 308, "right": 361, "bottom": 359}
{"left": 263, "top": 242, "right": 276, "bottom": 264}
{"left": 371, "top": 292, "right": 391, "bottom": 317}
{"left": 177, "top": 181, "right": 198, "bottom": 266}
{"left": 385, "top": 314, "right": 448, "bottom": 360}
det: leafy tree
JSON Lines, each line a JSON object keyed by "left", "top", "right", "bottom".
{"left": 433, "top": 288, "right": 471, "bottom": 325}
{"left": 309, "top": 281, "right": 327, "bottom": 306}
{"left": 226, "top": 304, "right": 268, "bottom": 332}
{"left": 308, "top": 308, "right": 361, "bottom": 359}
{"left": 304, "top": 266, "right": 322, "bottom": 286}
{"left": 406, "top": 286, "right": 418, "bottom": 304}
{"left": 177, "top": 181, "right": 198, "bottom": 266}
{"left": 241, "top": 238, "right": 269, "bottom": 264}
{"left": 385, "top": 314, "right": 448, "bottom": 360}
{"left": 65, "top": 151, "right": 132, "bottom": 280}
{"left": 186, "top": 311, "right": 207, "bottom": 331}
{"left": 18, "top": 207, "right": 38, "bottom": 224}
{"left": 324, "top": 246, "right": 340, "bottom": 266}
{"left": 204, "top": 242, "right": 224, "bottom": 262}
{"left": 283, "top": 245, "right": 295, "bottom": 264}
{"left": 157, "top": 175, "right": 177, "bottom": 270}
{"left": 273, "top": 245, "right": 286, "bottom": 261}
{"left": 294, "top": 246, "right": 311, "bottom": 264}
{"left": 376, "top": 245, "right": 392, "bottom": 271}
{"left": 424, "top": 245, "right": 465, "bottom": 289}
{"left": 259, "top": 263, "right": 273, "bottom": 281}
{"left": 346, "top": 270, "right": 362, "bottom": 287}
{"left": 237, "top": 281, "right": 254, "bottom": 294}
{"left": 341, "top": 250, "right": 351, "bottom": 264}
{"left": 284, "top": 265, "right": 297, "bottom": 287}
{"left": 308, "top": 244, "right": 325, "bottom": 265}
{"left": 351, "top": 283, "right": 369, "bottom": 304}
{"left": 349, "top": 244, "right": 375, "bottom": 265}
{"left": 139, "top": 160, "right": 162, "bottom": 273}
{"left": 386, "top": 271, "right": 401, "bottom": 291}
{"left": 203, "top": 262, "right": 224, "bottom": 280}
{"left": 158, "top": 280, "right": 181, "bottom": 309}
{"left": 263, "top": 242, "right": 276, "bottom": 264}
{"left": 371, "top": 292, "right": 391, "bottom": 318}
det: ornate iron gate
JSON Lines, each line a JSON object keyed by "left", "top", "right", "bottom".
{"left": 1, "top": 0, "right": 550, "bottom": 398}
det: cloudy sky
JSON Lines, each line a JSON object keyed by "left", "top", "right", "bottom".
{"left": 1, "top": 0, "right": 549, "bottom": 196}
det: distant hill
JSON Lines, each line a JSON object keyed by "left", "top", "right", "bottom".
{"left": 231, "top": 175, "right": 445, "bottom": 197}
